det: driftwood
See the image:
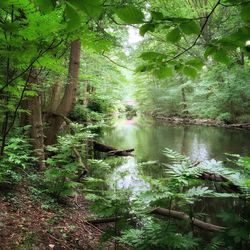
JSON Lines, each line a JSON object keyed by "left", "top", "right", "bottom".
{"left": 93, "top": 141, "right": 134, "bottom": 156}
{"left": 87, "top": 207, "right": 226, "bottom": 232}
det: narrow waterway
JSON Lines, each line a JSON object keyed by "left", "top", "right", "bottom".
{"left": 101, "top": 116, "right": 250, "bottom": 189}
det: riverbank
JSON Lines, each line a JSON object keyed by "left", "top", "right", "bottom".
{"left": 151, "top": 115, "right": 250, "bottom": 130}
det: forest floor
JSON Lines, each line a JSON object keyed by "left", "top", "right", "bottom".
{"left": 0, "top": 183, "right": 115, "bottom": 250}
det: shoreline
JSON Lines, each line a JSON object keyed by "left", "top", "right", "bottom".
{"left": 150, "top": 115, "right": 250, "bottom": 131}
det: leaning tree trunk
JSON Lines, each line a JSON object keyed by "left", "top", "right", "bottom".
{"left": 29, "top": 69, "right": 46, "bottom": 170}
{"left": 45, "top": 40, "right": 81, "bottom": 145}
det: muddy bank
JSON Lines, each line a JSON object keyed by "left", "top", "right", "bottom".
{"left": 151, "top": 115, "right": 250, "bottom": 130}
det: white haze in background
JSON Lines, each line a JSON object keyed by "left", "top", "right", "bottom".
{"left": 124, "top": 26, "right": 143, "bottom": 56}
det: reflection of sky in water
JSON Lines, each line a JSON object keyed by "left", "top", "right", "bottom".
{"left": 190, "top": 137, "right": 209, "bottom": 161}
{"left": 111, "top": 157, "right": 149, "bottom": 192}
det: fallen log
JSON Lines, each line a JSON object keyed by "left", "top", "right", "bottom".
{"left": 151, "top": 208, "right": 226, "bottom": 232}
{"left": 87, "top": 216, "right": 122, "bottom": 225}
{"left": 93, "top": 141, "right": 134, "bottom": 156}
{"left": 87, "top": 207, "right": 226, "bottom": 232}
{"left": 107, "top": 149, "right": 134, "bottom": 156}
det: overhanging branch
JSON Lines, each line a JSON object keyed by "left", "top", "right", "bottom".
{"left": 166, "top": 0, "right": 221, "bottom": 62}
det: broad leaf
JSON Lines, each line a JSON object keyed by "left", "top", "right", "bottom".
{"left": 186, "top": 58, "right": 203, "bottom": 70}
{"left": 139, "top": 23, "right": 155, "bottom": 36}
{"left": 167, "top": 28, "right": 181, "bottom": 43}
{"left": 180, "top": 21, "right": 200, "bottom": 35}
{"left": 154, "top": 66, "right": 174, "bottom": 79}
{"left": 69, "top": 0, "right": 102, "bottom": 18}
{"left": 150, "top": 11, "right": 164, "bottom": 20}
{"left": 213, "top": 49, "right": 230, "bottom": 64}
{"left": 240, "top": 4, "right": 250, "bottom": 22}
{"left": 0, "top": 0, "right": 8, "bottom": 8}
{"left": 140, "top": 52, "right": 165, "bottom": 61}
{"left": 65, "top": 3, "right": 81, "bottom": 31}
{"left": 182, "top": 66, "right": 197, "bottom": 78}
{"left": 115, "top": 6, "right": 144, "bottom": 24}
{"left": 34, "top": 0, "right": 54, "bottom": 13}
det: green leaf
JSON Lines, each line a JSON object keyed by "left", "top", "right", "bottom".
{"left": 213, "top": 49, "right": 231, "bottom": 64}
{"left": 182, "top": 66, "right": 197, "bottom": 78}
{"left": 180, "top": 21, "right": 200, "bottom": 35}
{"left": 150, "top": 11, "right": 164, "bottom": 20}
{"left": 0, "top": 22, "right": 19, "bottom": 33}
{"left": 115, "top": 6, "right": 144, "bottom": 24}
{"left": 240, "top": 4, "right": 250, "bottom": 22}
{"left": 34, "top": 0, "right": 54, "bottom": 13}
{"left": 167, "top": 28, "right": 181, "bottom": 43}
{"left": 139, "top": 23, "right": 155, "bottom": 36}
{"left": 140, "top": 52, "right": 165, "bottom": 61}
{"left": 135, "top": 63, "right": 155, "bottom": 72}
{"left": 154, "top": 66, "right": 174, "bottom": 79}
{"left": 186, "top": 58, "right": 203, "bottom": 70}
{"left": 69, "top": 0, "right": 102, "bottom": 18}
{"left": 0, "top": 0, "right": 8, "bottom": 8}
{"left": 65, "top": 3, "right": 81, "bottom": 31}
{"left": 204, "top": 46, "right": 217, "bottom": 58}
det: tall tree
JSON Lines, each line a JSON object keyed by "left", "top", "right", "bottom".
{"left": 45, "top": 40, "right": 81, "bottom": 145}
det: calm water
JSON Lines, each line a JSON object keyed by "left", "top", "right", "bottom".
{"left": 101, "top": 116, "right": 250, "bottom": 190}
{"left": 102, "top": 116, "right": 250, "bottom": 162}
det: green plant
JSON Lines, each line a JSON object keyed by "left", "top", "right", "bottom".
{"left": 44, "top": 123, "right": 94, "bottom": 198}
{"left": 0, "top": 128, "right": 35, "bottom": 184}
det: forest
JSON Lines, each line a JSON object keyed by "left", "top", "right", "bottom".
{"left": 0, "top": 0, "right": 250, "bottom": 249}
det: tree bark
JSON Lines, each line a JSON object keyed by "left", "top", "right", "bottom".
{"left": 29, "top": 69, "right": 46, "bottom": 170}
{"left": 45, "top": 40, "right": 81, "bottom": 145}
{"left": 47, "top": 82, "right": 63, "bottom": 113}
{"left": 93, "top": 141, "right": 134, "bottom": 156}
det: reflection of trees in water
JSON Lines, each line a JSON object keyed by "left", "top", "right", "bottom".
{"left": 101, "top": 118, "right": 250, "bottom": 164}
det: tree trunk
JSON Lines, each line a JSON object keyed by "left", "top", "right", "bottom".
{"left": 47, "top": 81, "right": 63, "bottom": 113}
{"left": 29, "top": 69, "right": 46, "bottom": 170}
{"left": 45, "top": 40, "right": 81, "bottom": 145}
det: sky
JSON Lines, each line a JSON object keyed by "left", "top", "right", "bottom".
{"left": 127, "top": 26, "right": 143, "bottom": 44}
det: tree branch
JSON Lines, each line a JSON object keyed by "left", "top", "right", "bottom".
{"left": 0, "top": 39, "right": 63, "bottom": 93}
{"left": 166, "top": 0, "right": 221, "bottom": 62}
{"left": 101, "top": 52, "right": 134, "bottom": 72}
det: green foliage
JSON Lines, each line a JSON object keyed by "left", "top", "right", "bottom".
{"left": 83, "top": 144, "right": 250, "bottom": 249}
{"left": 119, "top": 219, "right": 199, "bottom": 250}
{"left": 44, "top": 123, "right": 94, "bottom": 198}
{"left": 115, "top": 6, "right": 144, "bottom": 24}
{"left": 0, "top": 128, "right": 35, "bottom": 184}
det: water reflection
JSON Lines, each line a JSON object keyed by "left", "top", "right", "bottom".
{"left": 102, "top": 117, "right": 250, "bottom": 163}
{"left": 111, "top": 157, "right": 149, "bottom": 192}
{"left": 102, "top": 116, "right": 250, "bottom": 189}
